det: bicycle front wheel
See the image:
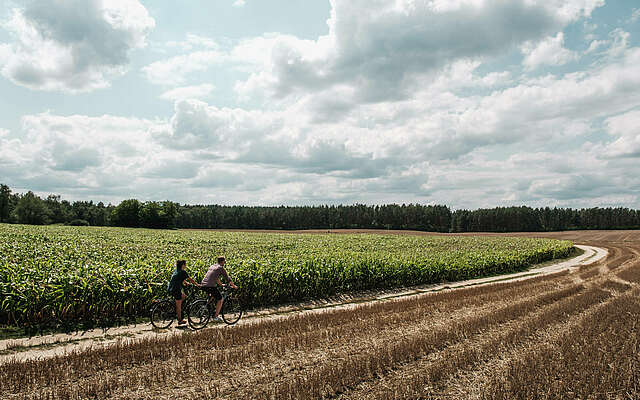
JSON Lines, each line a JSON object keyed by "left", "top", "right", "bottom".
{"left": 187, "top": 299, "right": 211, "bottom": 330}
{"left": 150, "top": 300, "right": 174, "bottom": 329}
{"left": 221, "top": 298, "right": 243, "bottom": 325}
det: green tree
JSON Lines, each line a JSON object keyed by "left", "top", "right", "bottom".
{"left": 140, "top": 201, "right": 162, "bottom": 228}
{"left": 161, "top": 201, "right": 178, "bottom": 228}
{"left": 12, "top": 191, "right": 50, "bottom": 225}
{"left": 110, "top": 199, "right": 141, "bottom": 227}
{"left": 45, "top": 194, "right": 73, "bottom": 224}
{"left": 0, "top": 184, "right": 12, "bottom": 222}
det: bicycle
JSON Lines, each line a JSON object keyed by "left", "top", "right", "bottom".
{"left": 187, "top": 285, "right": 243, "bottom": 330}
{"left": 149, "top": 285, "right": 200, "bottom": 329}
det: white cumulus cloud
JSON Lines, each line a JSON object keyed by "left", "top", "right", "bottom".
{"left": 233, "top": 0, "right": 603, "bottom": 104}
{"left": 0, "top": 0, "right": 155, "bottom": 92}
{"left": 521, "top": 32, "right": 577, "bottom": 70}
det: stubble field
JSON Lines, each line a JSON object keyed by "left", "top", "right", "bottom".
{"left": 1, "top": 230, "right": 639, "bottom": 399}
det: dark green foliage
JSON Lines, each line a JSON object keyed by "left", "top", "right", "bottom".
{"left": 1, "top": 183, "right": 640, "bottom": 232}
{"left": 450, "top": 206, "right": 640, "bottom": 232}
{"left": 174, "top": 203, "right": 453, "bottom": 232}
{"left": 12, "top": 191, "right": 50, "bottom": 225}
{"left": 140, "top": 201, "right": 178, "bottom": 229}
{"left": 0, "top": 184, "right": 13, "bottom": 222}
{"left": 110, "top": 199, "right": 141, "bottom": 227}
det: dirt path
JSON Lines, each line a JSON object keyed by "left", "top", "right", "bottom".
{"left": 0, "top": 244, "right": 605, "bottom": 364}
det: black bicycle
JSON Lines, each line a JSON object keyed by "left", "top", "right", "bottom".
{"left": 187, "top": 285, "right": 243, "bottom": 330}
{"left": 149, "top": 285, "right": 200, "bottom": 329}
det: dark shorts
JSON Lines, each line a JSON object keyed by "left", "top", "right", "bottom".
{"left": 169, "top": 290, "right": 183, "bottom": 300}
{"left": 202, "top": 286, "right": 222, "bottom": 301}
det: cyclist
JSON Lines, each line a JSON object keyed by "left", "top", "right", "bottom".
{"left": 167, "top": 259, "right": 199, "bottom": 325}
{"left": 201, "top": 256, "right": 238, "bottom": 322}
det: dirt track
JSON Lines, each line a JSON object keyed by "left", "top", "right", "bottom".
{"left": 1, "top": 230, "right": 639, "bottom": 399}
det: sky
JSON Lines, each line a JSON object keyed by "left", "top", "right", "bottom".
{"left": 0, "top": 0, "right": 639, "bottom": 209}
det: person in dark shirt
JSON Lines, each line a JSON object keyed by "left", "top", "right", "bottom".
{"left": 201, "top": 256, "right": 238, "bottom": 322}
{"left": 167, "top": 259, "right": 199, "bottom": 325}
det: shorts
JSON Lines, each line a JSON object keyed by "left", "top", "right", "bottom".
{"left": 169, "top": 290, "right": 183, "bottom": 300}
{"left": 202, "top": 286, "right": 222, "bottom": 301}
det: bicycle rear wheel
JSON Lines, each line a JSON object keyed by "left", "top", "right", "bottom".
{"left": 150, "top": 300, "right": 174, "bottom": 329}
{"left": 187, "top": 299, "right": 211, "bottom": 330}
{"left": 221, "top": 297, "right": 243, "bottom": 325}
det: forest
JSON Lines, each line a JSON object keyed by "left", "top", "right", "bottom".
{"left": 1, "top": 183, "right": 639, "bottom": 233}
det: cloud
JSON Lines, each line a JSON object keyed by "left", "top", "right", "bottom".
{"left": 160, "top": 84, "right": 215, "bottom": 101}
{"left": 471, "top": 46, "right": 640, "bottom": 136}
{"left": 415, "top": 148, "right": 635, "bottom": 209}
{"left": 157, "top": 41, "right": 640, "bottom": 172}
{"left": 521, "top": 32, "right": 577, "bottom": 70}
{"left": 190, "top": 167, "right": 250, "bottom": 189}
{"left": 232, "top": 0, "right": 246, "bottom": 8}
{"left": 11, "top": 42, "right": 638, "bottom": 204}
{"left": 0, "top": 43, "right": 10, "bottom": 65}
{"left": 142, "top": 50, "right": 224, "bottom": 85}
{"left": 0, "top": 0, "right": 154, "bottom": 92}
{"left": 3, "top": 1, "right": 640, "bottom": 208}
{"left": 148, "top": 0, "right": 603, "bottom": 103}
{"left": 606, "top": 29, "right": 630, "bottom": 58}
{"left": 585, "top": 39, "right": 606, "bottom": 55}
{"left": 142, "top": 159, "right": 201, "bottom": 179}
{"left": 155, "top": 99, "right": 285, "bottom": 151}
{"left": 142, "top": 33, "right": 296, "bottom": 88}
{"left": 527, "top": 174, "right": 622, "bottom": 201}
{"left": 236, "top": 0, "right": 603, "bottom": 104}
{"left": 0, "top": 112, "right": 170, "bottom": 197}
{"left": 601, "top": 110, "right": 640, "bottom": 158}
{"left": 50, "top": 147, "right": 102, "bottom": 172}
{"left": 157, "top": 99, "right": 399, "bottom": 178}
{"left": 166, "top": 34, "right": 219, "bottom": 51}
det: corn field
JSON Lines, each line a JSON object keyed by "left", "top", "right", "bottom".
{"left": 0, "top": 224, "right": 573, "bottom": 328}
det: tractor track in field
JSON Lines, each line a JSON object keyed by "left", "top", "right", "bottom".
{"left": 2, "top": 230, "right": 639, "bottom": 400}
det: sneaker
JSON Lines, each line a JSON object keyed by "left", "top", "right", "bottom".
{"left": 177, "top": 320, "right": 187, "bottom": 325}
{"left": 212, "top": 316, "right": 222, "bottom": 322}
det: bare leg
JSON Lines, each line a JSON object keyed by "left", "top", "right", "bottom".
{"left": 215, "top": 298, "right": 223, "bottom": 317}
{"left": 176, "top": 293, "right": 186, "bottom": 322}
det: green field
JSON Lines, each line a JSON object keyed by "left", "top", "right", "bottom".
{"left": 0, "top": 224, "right": 573, "bottom": 328}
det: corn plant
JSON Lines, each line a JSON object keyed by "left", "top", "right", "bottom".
{"left": 0, "top": 224, "right": 573, "bottom": 328}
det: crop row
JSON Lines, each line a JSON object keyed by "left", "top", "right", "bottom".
{"left": 0, "top": 224, "right": 573, "bottom": 327}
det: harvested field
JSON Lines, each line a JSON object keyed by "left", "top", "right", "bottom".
{"left": 1, "top": 230, "right": 639, "bottom": 399}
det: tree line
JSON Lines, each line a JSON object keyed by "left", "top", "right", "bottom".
{"left": 1, "top": 184, "right": 639, "bottom": 232}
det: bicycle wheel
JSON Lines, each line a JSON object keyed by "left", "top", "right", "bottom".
{"left": 150, "top": 300, "right": 174, "bottom": 329}
{"left": 221, "top": 297, "right": 243, "bottom": 325}
{"left": 187, "top": 299, "right": 211, "bottom": 330}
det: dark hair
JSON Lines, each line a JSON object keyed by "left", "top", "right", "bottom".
{"left": 217, "top": 256, "right": 225, "bottom": 264}
{"left": 176, "top": 260, "right": 186, "bottom": 270}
